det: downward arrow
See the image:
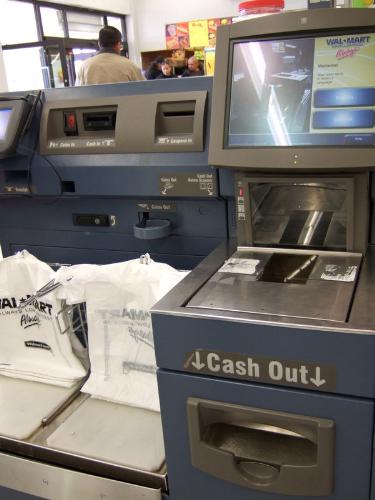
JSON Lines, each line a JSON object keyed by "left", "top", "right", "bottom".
{"left": 191, "top": 351, "right": 205, "bottom": 370}
{"left": 310, "top": 367, "right": 326, "bottom": 387}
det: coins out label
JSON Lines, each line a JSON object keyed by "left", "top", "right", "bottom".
{"left": 159, "top": 173, "right": 217, "bottom": 197}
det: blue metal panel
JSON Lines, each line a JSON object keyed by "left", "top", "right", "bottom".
{"left": 0, "top": 196, "right": 227, "bottom": 268}
{"left": 27, "top": 77, "right": 215, "bottom": 197}
{"left": 153, "top": 314, "right": 375, "bottom": 398}
{"left": 0, "top": 77, "right": 230, "bottom": 269}
{"left": 10, "top": 245, "right": 208, "bottom": 269}
{"left": 371, "top": 421, "right": 375, "bottom": 500}
{"left": 6, "top": 232, "right": 222, "bottom": 259}
{"left": 158, "top": 370, "right": 374, "bottom": 500}
{"left": 0, "top": 198, "right": 227, "bottom": 239}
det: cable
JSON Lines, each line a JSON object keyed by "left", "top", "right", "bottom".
{"left": 29, "top": 99, "right": 64, "bottom": 201}
{"left": 0, "top": 92, "right": 64, "bottom": 203}
{"left": 17, "top": 93, "right": 64, "bottom": 201}
{"left": 19, "top": 90, "right": 42, "bottom": 140}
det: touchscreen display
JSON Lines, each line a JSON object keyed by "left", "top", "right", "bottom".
{"left": 228, "top": 33, "right": 375, "bottom": 146}
{"left": 0, "top": 108, "right": 12, "bottom": 142}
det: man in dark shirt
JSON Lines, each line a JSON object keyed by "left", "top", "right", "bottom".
{"left": 182, "top": 56, "right": 204, "bottom": 77}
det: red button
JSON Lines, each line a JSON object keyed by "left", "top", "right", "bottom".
{"left": 239, "top": 187, "right": 244, "bottom": 197}
{"left": 66, "top": 112, "right": 76, "bottom": 130}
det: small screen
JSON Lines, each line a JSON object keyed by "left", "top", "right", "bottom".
{"left": 228, "top": 32, "right": 375, "bottom": 147}
{"left": 0, "top": 108, "right": 12, "bottom": 142}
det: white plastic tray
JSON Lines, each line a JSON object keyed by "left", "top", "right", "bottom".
{"left": 47, "top": 396, "right": 165, "bottom": 472}
{"left": 0, "top": 376, "right": 78, "bottom": 440}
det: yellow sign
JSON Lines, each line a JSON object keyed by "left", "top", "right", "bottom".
{"left": 188, "top": 20, "right": 209, "bottom": 48}
{"left": 204, "top": 48, "right": 216, "bottom": 76}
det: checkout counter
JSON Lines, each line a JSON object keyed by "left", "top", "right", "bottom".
{"left": 0, "top": 77, "right": 231, "bottom": 499}
{"left": 151, "top": 8, "right": 375, "bottom": 500}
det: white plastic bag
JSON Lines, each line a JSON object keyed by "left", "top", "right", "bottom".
{"left": 0, "top": 251, "right": 86, "bottom": 387}
{"left": 57, "top": 256, "right": 188, "bottom": 411}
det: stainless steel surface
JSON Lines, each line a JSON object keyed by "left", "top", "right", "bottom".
{"left": 237, "top": 246, "right": 361, "bottom": 258}
{"left": 249, "top": 181, "right": 348, "bottom": 250}
{"left": 187, "top": 248, "right": 361, "bottom": 322}
{"left": 152, "top": 241, "right": 375, "bottom": 335}
{"left": 348, "top": 245, "right": 375, "bottom": 328}
{"left": 0, "top": 452, "right": 162, "bottom": 500}
{"left": 0, "top": 393, "right": 167, "bottom": 492}
{"left": 236, "top": 173, "right": 369, "bottom": 254}
{"left": 0, "top": 378, "right": 82, "bottom": 441}
{"left": 46, "top": 397, "right": 165, "bottom": 473}
{"left": 41, "top": 387, "right": 82, "bottom": 427}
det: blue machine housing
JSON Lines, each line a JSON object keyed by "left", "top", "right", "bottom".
{"left": 0, "top": 77, "right": 234, "bottom": 270}
{"left": 150, "top": 9, "right": 375, "bottom": 500}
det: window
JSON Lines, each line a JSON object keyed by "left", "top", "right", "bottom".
{"left": 40, "top": 6, "right": 65, "bottom": 37}
{"left": 3, "top": 47, "right": 46, "bottom": 90}
{"left": 1, "top": 0, "right": 127, "bottom": 90}
{"left": 66, "top": 11, "right": 104, "bottom": 40}
{"left": 0, "top": 0, "right": 38, "bottom": 44}
{"left": 107, "top": 16, "right": 123, "bottom": 34}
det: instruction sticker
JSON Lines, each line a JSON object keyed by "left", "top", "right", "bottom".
{"left": 321, "top": 264, "right": 357, "bottom": 282}
{"left": 159, "top": 172, "right": 217, "bottom": 197}
{"left": 218, "top": 258, "right": 260, "bottom": 275}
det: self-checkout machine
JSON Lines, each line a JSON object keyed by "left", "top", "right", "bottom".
{"left": 0, "top": 77, "right": 232, "bottom": 499}
{"left": 152, "top": 9, "right": 375, "bottom": 500}
{"left": 0, "top": 77, "right": 228, "bottom": 269}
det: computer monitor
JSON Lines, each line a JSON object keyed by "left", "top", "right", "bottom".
{"left": 0, "top": 99, "right": 31, "bottom": 159}
{"left": 0, "top": 108, "right": 12, "bottom": 142}
{"left": 209, "top": 8, "right": 375, "bottom": 170}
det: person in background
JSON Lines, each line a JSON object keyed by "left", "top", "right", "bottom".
{"left": 76, "top": 26, "right": 144, "bottom": 85}
{"left": 156, "top": 59, "right": 176, "bottom": 79}
{"left": 145, "top": 56, "right": 165, "bottom": 80}
{"left": 181, "top": 56, "right": 204, "bottom": 77}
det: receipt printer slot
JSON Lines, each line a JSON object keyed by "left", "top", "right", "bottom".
{"left": 155, "top": 101, "right": 196, "bottom": 136}
{"left": 187, "top": 398, "right": 334, "bottom": 496}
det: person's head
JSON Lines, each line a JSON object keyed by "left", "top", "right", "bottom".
{"left": 155, "top": 56, "right": 165, "bottom": 71}
{"left": 161, "top": 59, "right": 173, "bottom": 76}
{"left": 166, "top": 24, "right": 177, "bottom": 37}
{"left": 187, "top": 56, "right": 200, "bottom": 73}
{"left": 99, "top": 26, "right": 122, "bottom": 54}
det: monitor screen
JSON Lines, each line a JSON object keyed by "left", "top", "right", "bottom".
{"left": 0, "top": 108, "right": 12, "bottom": 142}
{"left": 227, "top": 32, "right": 375, "bottom": 147}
